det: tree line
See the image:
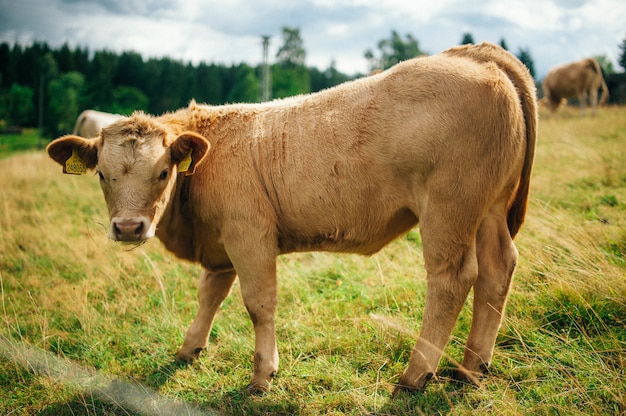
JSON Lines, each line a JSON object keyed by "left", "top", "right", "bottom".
{"left": 1, "top": 27, "right": 624, "bottom": 139}
{"left": 0, "top": 27, "right": 352, "bottom": 138}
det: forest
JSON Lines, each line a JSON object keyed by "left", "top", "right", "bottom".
{"left": 0, "top": 27, "right": 624, "bottom": 139}
{"left": 0, "top": 27, "right": 354, "bottom": 138}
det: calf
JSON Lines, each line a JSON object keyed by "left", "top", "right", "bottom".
{"left": 48, "top": 42, "right": 537, "bottom": 393}
{"left": 542, "top": 57, "right": 609, "bottom": 115}
{"left": 73, "top": 109, "right": 123, "bottom": 138}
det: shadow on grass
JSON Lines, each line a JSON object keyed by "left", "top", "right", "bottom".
{"left": 375, "top": 389, "right": 456, "bottom": 415}
{"left": 143, "top": 358, "right": 190, "bottom": 388}
{"left": 372, "top": 369, "right": 473, "bottom": 415}
{"left": 205, "top": 387, "right": 303, "bottom": 416}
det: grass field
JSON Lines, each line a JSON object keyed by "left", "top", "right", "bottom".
{"left": 0, "top": 128, "right": 43, "bottom": 158}
{"left": 0, "top": 106, "right": 624, "bottom": 415}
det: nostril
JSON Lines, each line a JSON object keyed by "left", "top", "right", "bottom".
{"left": 134, "top": 222, "right": 144, "bottom": 237}
{"left": 113, "top": 222, "right": 122, "bottom": 238}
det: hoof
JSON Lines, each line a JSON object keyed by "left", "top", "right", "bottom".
{"left": 393, "top": 372, "right": 433, "bottom": 396}
{"left": 246, "top": 381, "right": 271, "bottom": 395}
{"left": 454, "top": 363, "right": 488, "bottom": 385}
{"left": 175, "top": 346, "right": 204, "bottom": 363}
{"left": 246, "top": 371, "right": 276, "bottom": 395}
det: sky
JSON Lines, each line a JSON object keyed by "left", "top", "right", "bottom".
{"left": 1, "top": 0, "right": 624, "bottom": 79}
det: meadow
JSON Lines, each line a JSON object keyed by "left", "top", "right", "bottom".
{"left": 0, "top": 105, "right": 624, "bottom": 415}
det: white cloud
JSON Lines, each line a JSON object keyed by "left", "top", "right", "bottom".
{"left": 0, "top": 0, "right": 624, "bottom": 77}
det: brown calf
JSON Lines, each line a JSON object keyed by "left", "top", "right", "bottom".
{"left": 48, "top": 42, "right": 537, "bottom": 393}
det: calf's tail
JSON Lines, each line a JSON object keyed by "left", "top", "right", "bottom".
{"left": 599, "top": 77, "right": 609, "bottom": 106}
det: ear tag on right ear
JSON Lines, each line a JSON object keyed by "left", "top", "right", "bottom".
{"left": 64, "top": 148, "right": 87, "bottom": 175}
{"left": 177, "top": 149, "right": 193, "bottom": 173}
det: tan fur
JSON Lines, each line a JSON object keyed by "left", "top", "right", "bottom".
{"left": 542, "top": 58, "right": 609, "bottom": 115}
{"left": 72, "top": 109, "right": 124, "bottom": 137}
{"left": 47, "top": 42, "right": 537, "bottom": 393}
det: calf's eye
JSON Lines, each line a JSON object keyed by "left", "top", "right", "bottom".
{"left": 159, "top": 170, "right": 168, "bottom": 180}
{"left": 98, "top": 171, "right": 104, "bottom": 181}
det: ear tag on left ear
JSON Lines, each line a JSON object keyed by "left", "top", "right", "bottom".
{"left": 64, "top": 148, "right": 87, "bottom": 175}
{"left": 178, "top": 149, "right": 193, "bottom": 174}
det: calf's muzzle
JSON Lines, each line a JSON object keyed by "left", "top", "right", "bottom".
{"left": 110, "top": 217, "right": 152, "bottom": 242}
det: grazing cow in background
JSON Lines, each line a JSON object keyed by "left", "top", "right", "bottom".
{"left": 72, "top": 109, "right": 123, "bottom": 138}
{"left": 47, "top": 42, "right": 537, "bottom": 393}
{"left": 542, "top": 58, "right": 609, "bottom": 115}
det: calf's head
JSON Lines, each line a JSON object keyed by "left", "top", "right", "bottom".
{"left": 47, "top": 114, "right": 209, "bottom": 242}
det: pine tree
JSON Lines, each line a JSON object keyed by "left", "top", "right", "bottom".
{"left": 516, "top": 47, "right": 536, "bottom": 80}
{"left": 618, "top": 34, "right": 626, "bottom": 71}
{"left": 461, "top": 33, "right": 475, "bottom": 45}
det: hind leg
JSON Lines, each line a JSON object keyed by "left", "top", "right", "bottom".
{"left": 457, "top": 210, "right": 518, "bottom": 383}
{"left": 397, "top": 212, "right": 479, "bottom": 391}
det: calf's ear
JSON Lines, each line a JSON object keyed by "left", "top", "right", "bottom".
{"left": 47, "top": 135, "right": 98, "bottom": 174}
{"left": 170, "top": 132, "right": 210, "bottom": 176}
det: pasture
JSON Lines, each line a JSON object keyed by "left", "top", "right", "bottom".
{"left": 0, "top": 105, "right": 624, "bottom": 415}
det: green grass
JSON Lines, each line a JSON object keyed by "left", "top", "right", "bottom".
{"left": 1, "top": 105, "right": 625, "bottom": 415}
{"left": 0, "top": 128, "right": 45, "bottom": 158}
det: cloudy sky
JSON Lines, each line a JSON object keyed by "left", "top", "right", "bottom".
{"left": 1, "top": 0, "right": 624, "bottom": 78}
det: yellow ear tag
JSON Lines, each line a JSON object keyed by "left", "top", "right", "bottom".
{"left": 177, "top": 149, "right": 193, "bottom": 174}
{"left": 64, "top": 148, "right": 87, "bottom": 175}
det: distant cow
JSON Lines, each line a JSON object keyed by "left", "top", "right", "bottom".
{"left": 72, "top": 110, "right": 123, "bottom": 138}
{"left": 47, "top": 42, "right": 537, "bottom": 393}
{"left": 542, "top": 58, "right": 609, "bottom": 115}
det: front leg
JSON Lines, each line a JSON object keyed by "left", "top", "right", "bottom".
{"left": 224, "top": 223, "right": 280, "bottom": 393}
{"left": 240, "top": 263, "right": 279, "bottom": 392}
{"left": 177, "top": 268, "right": 237, "bottom": 362}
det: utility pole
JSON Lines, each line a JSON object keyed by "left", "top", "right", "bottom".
{"left": 261, "top": 35, "right": 271, "bottom": 102}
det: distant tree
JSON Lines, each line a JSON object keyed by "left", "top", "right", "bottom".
{"left": 72, "top": 46, "right": 90, "bottom": 75}
{"left": 460, "top": 32, "right": 475, "bottom": 45}
{"left": 272, "top": 63, "right": 310, "bottom": 98}
{"left": 85, "top": 50, "right": 118, "bottom": 110}
{"left": 499, "top": 38, "right": 509, "bottom": 51}
{"left": 193, "top": 62, "right": 225, "bottom": 104}
{"left": 6, "top": 83, "right": 34, "bottom": 126}
{"left": 110, "top": 86, "right": 149, "bottom": 115}
{"left": 619, "top": 34, "right": 626, "bottom": 71}
{"left": 38, "top": 52, "right": 59, "bottom": 131}
{"left": 226, "top": 64, "right": 259, "bottom": 103}
{"left": 309, "top": 59, "right": 351, "bottom": 92}
{"left": 46, "top": 71, "right": 84, "bottom": 135}
{"left": 276, "top": 27, "right": 306, "bottom": 68}
{"left": 114, "top": 51, "right": 145, "bottom": 89}
{"left": 0, "top": 42, "right": 11, "bottom": 88}
{"left": 16, "top": 42, "right": 51, "bottom": 89}
{"left": 364, "top": 30, "right": 425, "bottom": 71}
{"left": 6, "top": 44, "right": 23, "bottom": 88}
{"left": 324, "top": 59, "right": 351, "bottom": 85}
{"left": 55, "top": 43, "right": 75, "bottom": 73}
{"left": 149, "top": 57, "right": 186, "bottom": 114}
{"left": 516, "top": 47, "right": 536, "bottom": 79}
{"left": 273, "top": 27, "right": 309, "bottom": 98}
